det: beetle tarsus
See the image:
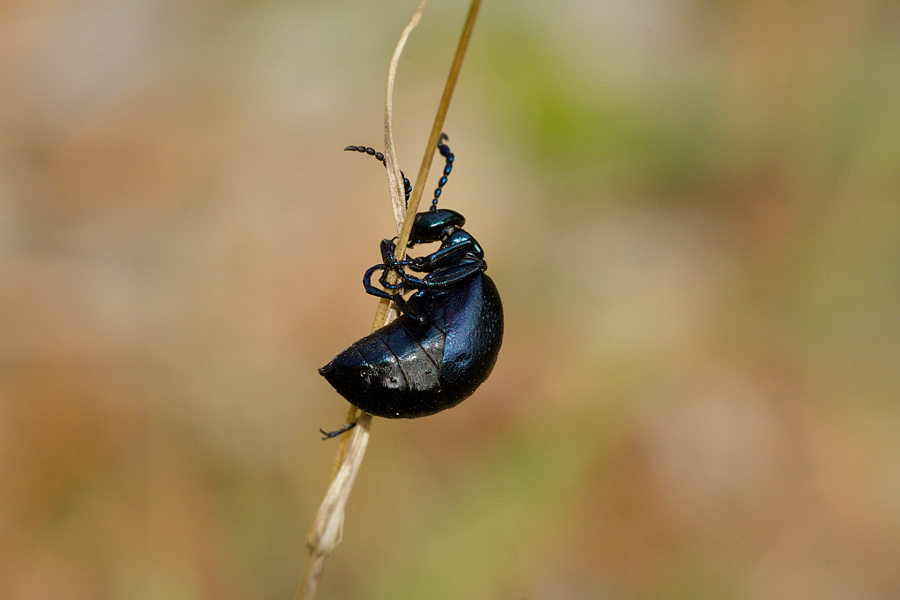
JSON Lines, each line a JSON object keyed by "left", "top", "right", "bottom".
{"left": 319, "top": 418, "right": 359, "bottom": 440}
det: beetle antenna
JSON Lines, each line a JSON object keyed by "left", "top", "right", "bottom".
{"left": 429, "top": 133, "right": 454, "bottom": 211}
{"left": 344, "top": 145, "right": 412, "bottom": 203}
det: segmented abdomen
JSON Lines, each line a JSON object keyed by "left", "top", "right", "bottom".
{"left": 319, "top": 312, "right": 447, "bottom": 418}
{"left": 319, "top": 273, "right": 503, "bottom": 419}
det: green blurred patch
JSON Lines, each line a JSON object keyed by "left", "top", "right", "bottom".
{"left": 477, "top": 19, "right": 717, "bottom": 201}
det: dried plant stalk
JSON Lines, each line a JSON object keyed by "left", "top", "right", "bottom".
{"left": 397, "top": 0, "right": 482, "bottom": 249}
{"left": 297, "top": 1, "right": 481, "bottom": 598}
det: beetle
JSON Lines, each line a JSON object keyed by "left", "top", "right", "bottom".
{"left": 319, "top": 134, "right": 503, "bottom": 436}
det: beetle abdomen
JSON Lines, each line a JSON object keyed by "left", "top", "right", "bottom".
{"left": 319, "top": 313, "right": 447, "bottom": 418}
{"left": 319, "top": 273, "right": 503, "bottom": 419}
{"left": 439, "top": 273, "right": 503, "bottom": 401}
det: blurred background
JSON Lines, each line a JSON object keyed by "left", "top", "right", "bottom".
{"left": 2, "top": 0, "right": 900, "bottom": 598}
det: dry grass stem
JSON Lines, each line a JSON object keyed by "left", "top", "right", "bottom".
{"left": 396, "top": 0, "right": 482, "bottom": 252}
{"left": 296, "top": 6, "right": 423, "bottom": 600}
{"left": 298, "top": 413, "right": 372, "bottom": 600}
{"left": 329, "top": 2, "right": 424, "bottom": 479}
{"left": 297, "top": 1, "right": 481, "bottom": 598}
{"left": 370, "top": 0, "right": 424, "bottom": 334}
{"left": 384, "top": 2, "right": 424, "bottom": 235}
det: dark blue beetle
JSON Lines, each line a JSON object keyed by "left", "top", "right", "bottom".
{"left": 319, "top": 135, "right": 503, "bottom": 432}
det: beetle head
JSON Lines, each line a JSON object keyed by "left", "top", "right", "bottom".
{"left": 409, "top": 209, "right": 465, "bottom": 246}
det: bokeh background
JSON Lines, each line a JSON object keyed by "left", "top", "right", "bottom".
{"left": 3, "top": 0, "right": 900, "bottom": 598}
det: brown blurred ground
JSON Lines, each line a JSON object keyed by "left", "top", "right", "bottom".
{"left": 2, "top": 1, "right": 899, "bottom": 599}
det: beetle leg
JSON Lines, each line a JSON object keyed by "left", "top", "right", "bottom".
{"left": 410, "top": 231, "right": 484, "bottom": 273}
{"left": 391, "top": 293, "right": 425, "bottom": 323}
{"left": 364, "top": 264, "right": 397, "bottom": 300}
{"left": 421, "top": 259, "right": 486, "bottom": 288}
{"left": 392, "top": 271, "right": 428, "bottom": 290}
{"left": 363, "top": 263, "right": 425, "bottom": 321}
{"left": 378, "top": 266, "right": 408, "bottom": 291}
{"left": 319, "top": 417, "right": 359, "bottom": 440}
{"left": 380, "top": 238, "right": 398, "bottom": 265}
{"left": 380, "top": 238, "right": 422, "bottom": 274}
